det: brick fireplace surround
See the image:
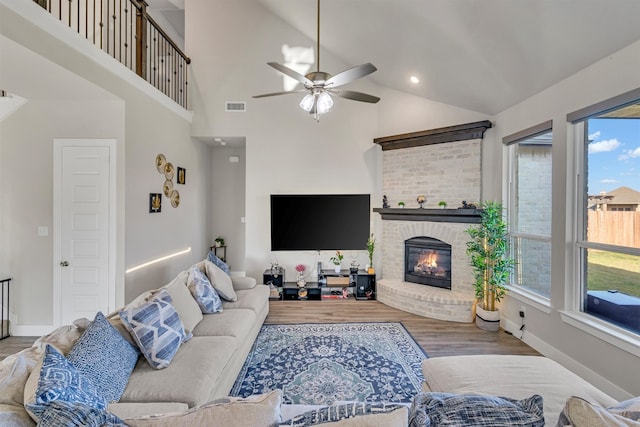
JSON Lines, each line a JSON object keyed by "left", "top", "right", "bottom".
{"left": 373, "top": 121, "right": 492, "bottom": 323}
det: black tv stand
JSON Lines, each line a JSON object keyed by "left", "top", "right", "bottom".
{"left": 318, "top": 269, "right": 376, "bottom": 300}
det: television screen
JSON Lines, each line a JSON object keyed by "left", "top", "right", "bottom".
{"left": 270, "top": 194, "right": 371, "bottom": 251}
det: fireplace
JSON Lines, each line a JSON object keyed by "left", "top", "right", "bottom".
{"left": 405, "top": 237, "right": 452, "bottom": 290}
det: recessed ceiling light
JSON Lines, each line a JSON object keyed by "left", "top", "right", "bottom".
{"left": 410, "top": 76, "right": 420, "bottom": 84}
{"left": 213, "top": 137, "right": 222, "bottom": 142}
{"left": 220, "top": 141, "right": 227, "bottom": 146}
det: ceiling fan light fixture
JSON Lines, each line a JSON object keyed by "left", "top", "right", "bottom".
{"left": 316, "top": 92, "right": 333, "bottom": 114}
{"left": 299, "top": 93, "right": 315, "bottom": 112}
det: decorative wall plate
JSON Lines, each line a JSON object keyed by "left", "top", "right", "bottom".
{"left": 164, "top": 162, "right": 175, "bottom": 180}
{"left": 170, "top": 190, "right": 180, "bottom": 208}
{"left": 156, "top": 154, "right": 166, "bottom": 173}
{"left": 163, "top": 179, "right": 173, "bottom": 197}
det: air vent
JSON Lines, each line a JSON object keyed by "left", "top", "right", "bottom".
{"left": 225, "top": 101, "right": 246, "bottom": 112}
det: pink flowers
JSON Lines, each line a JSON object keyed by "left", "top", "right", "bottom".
{"left": 296, "top": 264, "right": 306, "bottom": 272}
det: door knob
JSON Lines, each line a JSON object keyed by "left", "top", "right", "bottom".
{"left": 60, "top": 261, "right": 69, "bottom": 267}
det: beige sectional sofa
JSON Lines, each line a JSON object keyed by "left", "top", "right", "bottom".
{"left": 0, "top": 259, "right": 270, "bottom": 426}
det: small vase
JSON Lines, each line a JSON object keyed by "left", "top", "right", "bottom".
{"left": 296, "top": 272, "right": 306, "bottom": 287}
{"left": 334, "top": 265, "right": 341, "bottom": 274}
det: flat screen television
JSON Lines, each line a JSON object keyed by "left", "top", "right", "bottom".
{"left": 270, "top": 194, "right": 371, "bottom": 251}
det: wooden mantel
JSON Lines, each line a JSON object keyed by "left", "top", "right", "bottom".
{"left": 373, "top": 120, "right": 492, "bottom": 151}
{"left": 373, "top": 208, "right": 482, "bottom": 223}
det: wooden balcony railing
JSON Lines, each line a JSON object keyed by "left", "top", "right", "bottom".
{"left": 33, "top": 0, "right": 190, "bottom": 109}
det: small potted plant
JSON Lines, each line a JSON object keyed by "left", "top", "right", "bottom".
{"left": 465, "top": 201, "right": 516, "bottom": 331}
{"left": 214, "top": 237, "right": 225, "bottom": 247}
{"left": 329, "top": 250, "right": 344, "bottom": 273}
{"left": 397, "top": 201, "right": 405, "bottom": 208}
{"left": 366, "top": 234, "right": 375, "bottom": 274}
{"left": 438, "top": 201, "right": 447, "bottom": 209}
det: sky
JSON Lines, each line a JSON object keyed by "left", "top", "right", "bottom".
{"left": 587, "top": 118, "right": 640, "bottom": 195}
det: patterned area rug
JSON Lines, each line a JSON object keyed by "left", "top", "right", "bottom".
{"left": 230, "top": 322, "right": 427, "bottom": 405}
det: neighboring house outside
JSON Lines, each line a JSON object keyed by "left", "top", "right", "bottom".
{"left": 588, "top": 186, "right": 640, "bottom": 211}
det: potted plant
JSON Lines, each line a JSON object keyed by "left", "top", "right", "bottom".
{"left": 214, "top": 237, "right": 225, "bottom": 247}
{"left": 295, "top": 264, "right": 306, "bottom": 287}
{"left": 438, "top": 201, "right": 447, "bottom": 209}
{"left": 465, "top": 201, "right": 515, "bottom": 331}
{"left": 397, "top": 201, "right": 405, "bottom": 208}
{"left": 329, "top": 250, "right": 344, "bottom": 273}
{"left": 366, "top": 234, "right": 375, "bottom": 274}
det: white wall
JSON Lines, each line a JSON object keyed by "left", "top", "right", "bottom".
{"left": 494, "top": 40, "right": 640, "bottom": 398}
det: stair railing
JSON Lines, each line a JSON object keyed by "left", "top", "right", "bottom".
{"left": 33, "top": 0, "right": 190, "bottom": 109}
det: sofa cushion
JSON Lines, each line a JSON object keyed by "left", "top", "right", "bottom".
{"left": 231, "top": 276, "right": 258, "bottom": 290}
{"left": 204, "top": 260, "right": 238, "bottom": 302}
{"left": 421, "top": 355, "right": 617, "bottom": 426}
{"left": 120, "top": 336, "right": 239, "bottom": 407}
{"left": 119, "top": 290, "right": 190, "bottom": 370}
{"left": 162, "top": 270, "right": 204, "bottom": 333}
{"left": 67, "top": 311, "right": 140, "bottom": 403}
{"left": 556, "top": 396, "right": 640, "bottom": 427}
{"left": 0, "top": 403, "right": 35, "bottom": 427}
{"left": 409, "top": 392, "right": 544, "bottom": 427}
{"left": 221, "top": 286, "right": 270, "bottom": 313}
{"left": 24, "top": 345, "right": 107, "bottom": 422}
{"left": 109, "top": 402, "right": 190, "bottom": 420}
{"left": 124, "top": 390, "right": 282, "bottom": 427}
{"left": 275, "top": 402, "right": 408, "bottom": 427}
{"left": 187, "top": 265, "right": 223, "bottom": 314}
{"left": 191, "top": 309, "right": 257, "bottom": 338}
{"left": 207, "top": 251, "right": 231, "bottom": 276}
{"left": 37, "top": 400, "right": 125, "bottom": 427}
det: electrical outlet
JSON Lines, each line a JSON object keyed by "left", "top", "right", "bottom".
{"left": 519, "top": 306, "right": 526, "bottom": 318}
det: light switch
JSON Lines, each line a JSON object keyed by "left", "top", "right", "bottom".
{"left": 241, "top": 217, "right": 246, "bottom": 223}
{"left": 38, "top": 226, "right": 49, "bottom": 236}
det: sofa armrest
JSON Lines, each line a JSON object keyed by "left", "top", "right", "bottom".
{"left": 231, "top": 276, "right": 257, "bottom": 290}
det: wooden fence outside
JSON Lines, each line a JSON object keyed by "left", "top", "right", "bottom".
{"left": 588, "top": 211, "right": 640, "bottom": 248}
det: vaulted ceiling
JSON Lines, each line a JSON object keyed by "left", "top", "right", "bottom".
{"left": 148, "top": 0, "right": 640, "bottom": 115}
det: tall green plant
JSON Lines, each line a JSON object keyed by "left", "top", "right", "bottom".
{"left": 465, "top": 201, "right": 515, "bottom": 311}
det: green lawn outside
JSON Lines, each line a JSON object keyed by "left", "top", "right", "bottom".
{"left": 587, "top": 250, "right": 640, "bottom": 298}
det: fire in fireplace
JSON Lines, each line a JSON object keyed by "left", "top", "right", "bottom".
{"left": 405, "top": 236, "right": 452, "bottom": 290}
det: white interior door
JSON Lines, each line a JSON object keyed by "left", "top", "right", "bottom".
{"left": 54, "top": 139, "right": 115, "bottom": 326}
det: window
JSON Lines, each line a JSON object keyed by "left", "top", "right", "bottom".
{"left": 504, "top": 122, "right": 553, "bottom": 299}
{"left": 571, "top": 96, "right": 640, "bottom": 335}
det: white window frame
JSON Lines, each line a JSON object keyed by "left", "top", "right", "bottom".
{"left": 504, "top": 121, "right": 553, "bottom": 307}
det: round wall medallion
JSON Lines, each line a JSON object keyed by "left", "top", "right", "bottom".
{"left": 163, "top": 179, "right": 173, "bottom": 197}
{"left": 170, "top": 190, "right": 180, "bottom": 208}
{"left": 156, "top": 154, "right": 166, "bottom": 173}
{"left": 164, "top": 162, "right": 175, "bottom": 180}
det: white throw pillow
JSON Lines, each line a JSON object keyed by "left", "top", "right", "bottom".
{"left": 204, "top": 260, "right": 238, "bottom": 302}
{"left": 162, "top": 271, "right": 204, "bottom": 333}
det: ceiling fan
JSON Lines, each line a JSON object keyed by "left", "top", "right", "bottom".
{"left": 253, "top": 0, "right": 380, "bottom": 121}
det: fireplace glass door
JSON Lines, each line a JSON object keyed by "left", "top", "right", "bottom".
{"left": 405, "top": 237, "right": 452, "bottom": 289}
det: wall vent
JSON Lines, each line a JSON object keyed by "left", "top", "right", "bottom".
{"left": 225, "top": 101, "right": 246, "bottom": 112}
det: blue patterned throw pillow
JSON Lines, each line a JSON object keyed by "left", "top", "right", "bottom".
{"left": 275, "top": 402, "right": 407, "bottom": 426}
{"left": 38, "top": 400, "right": 127, "bottom": 427}
{"left": 188, "top": 265, "right": 223, "bottom": 313}
{"left": 25, "top": 344, "right": 107, "bottom": 422}
{"left": 408, "top": 392, "right": 544, "bottom": 427}
{"left": 67, "top": 311, "right": 140, "bottom": 403}
{"left": 207, "top": 251, "right": 231, "bottom": 276}
{"left": 119, "top": 289, "right": 191, "bottom": 369}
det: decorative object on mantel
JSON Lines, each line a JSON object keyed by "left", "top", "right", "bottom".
{"left": 397, "top": 201, "right": 405, "bottom": 208}
{"left": 460, "top": 200, "right": 477, "bottom": 210}
{"left": 296, "top": 264, "right": 306, "bottom": 287}
{"left": 329, "top": 250, "right": 344, "bottom": 273}
{"left": 439, "top": 201, "right": 447, "bottom": 209}
{"left": 465, "top": 201, "right": 516, "bottom": 332}
{"left": 417, "top": 195, "right": 426, "bottom": 208}
{"left": 382, "top": 195, "right": 389, "bottom": 208}
{"left": 149, "top": 193, "right": 161, "bottom": 213}
{"left": 366, "top": 234, "right": 376, "bottom": 274}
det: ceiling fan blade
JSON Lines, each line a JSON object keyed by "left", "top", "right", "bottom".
{"left": 253, "top": 90, "right": 307, "bottom": 99}
{"left": 325, "top": 63, "right": 377, "bottom": 88}
{"left": 333, "top": 90, "right": 380, "bottom": 104}
{"left": 267, "top": 62, "right": 313, "bottom": 87}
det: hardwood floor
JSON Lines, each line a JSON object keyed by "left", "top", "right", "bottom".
{"left": 0, "top": 299, "right": 538, "bottom": 361}
{"left": 266, "top": 299, "right": 539, "bottom": 358}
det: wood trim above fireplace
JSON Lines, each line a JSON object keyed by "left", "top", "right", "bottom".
{"left": 373, "top": 120, "right": 492, "bottom": 151}
{"left": 373, "top": 208, "right": 481, "bottom": 223}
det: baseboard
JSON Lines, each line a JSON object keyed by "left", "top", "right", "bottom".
{"left": 10, "top": 324, "right": 54, "bottom": 337}
{"left": 503, "top": 318, "right": 633, "bottom": 401}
